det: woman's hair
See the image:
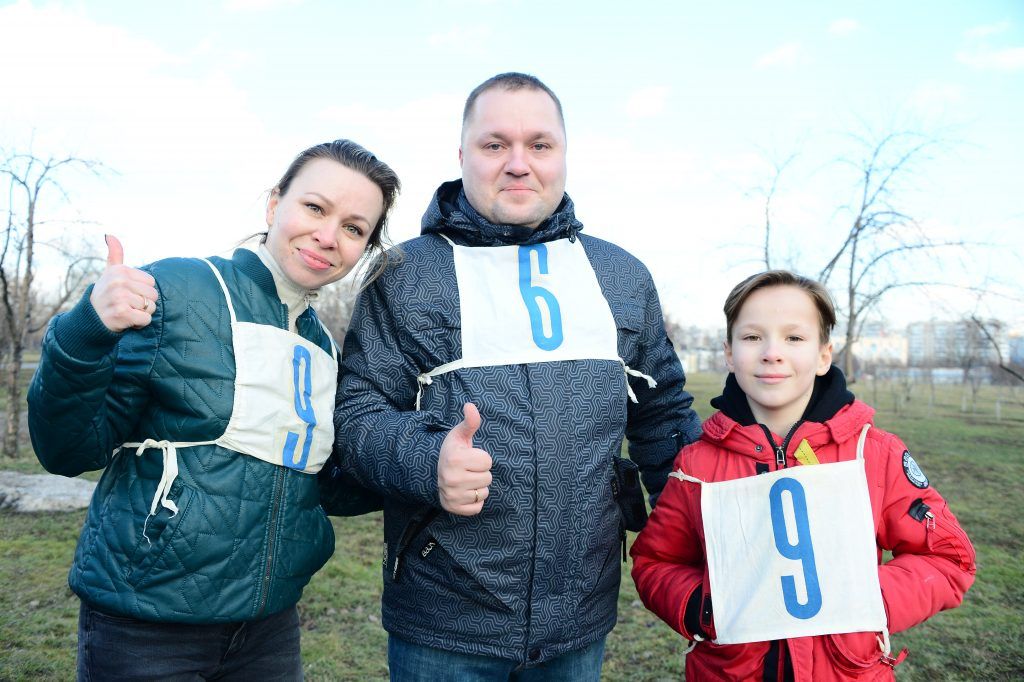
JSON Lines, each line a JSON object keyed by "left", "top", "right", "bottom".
{"left": 269, "top": 139, "right": 401, "bottom": 286}
{"left": 724, "top": 270, "right": 837, "bottom": 344}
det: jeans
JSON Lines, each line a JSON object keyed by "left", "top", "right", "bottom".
{"left": 388, "top": 635, "right": 606, "bottom": 682}
{"left": 76, "top": 600, "right": 303, "bottom": 681}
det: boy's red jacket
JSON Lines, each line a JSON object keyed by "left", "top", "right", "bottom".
{"left": 630, "top": 398, "right": 976, "bottom": 681}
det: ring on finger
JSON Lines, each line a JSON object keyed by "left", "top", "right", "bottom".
{"left": 473, "top": 489, "right": 480, "bottom": 504}
{"left": 136, "top": 294, "right": 148, "bottom": 311}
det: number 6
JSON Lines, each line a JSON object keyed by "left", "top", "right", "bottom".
{"left": 769, "top": 478, "right": 822, "bottom": 619}
{"left": 518, "top": 244, "right": 564, "bottom": 351}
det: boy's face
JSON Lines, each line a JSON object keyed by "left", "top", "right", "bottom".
{"left": 725, "top": 285, "right": 833, "bottom": 435}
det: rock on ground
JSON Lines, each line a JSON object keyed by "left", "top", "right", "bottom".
{"left": 0, "top": 471, "right": 96, "bottom": 512}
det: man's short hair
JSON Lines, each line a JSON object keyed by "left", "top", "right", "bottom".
{"left": 462, "top": 72, "right": 565, "bottom": 130}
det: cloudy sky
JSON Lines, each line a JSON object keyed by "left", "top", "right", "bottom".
{"left": 2, "top": 0, "right": 1022, "bottom": 329}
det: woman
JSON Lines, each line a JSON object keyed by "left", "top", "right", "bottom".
{"left": 27, "top": 139, "right": 399, "bottom": 680}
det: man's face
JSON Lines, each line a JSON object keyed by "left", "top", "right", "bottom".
{"left": 459, "top": 88, "right": 567, "bottom": 229}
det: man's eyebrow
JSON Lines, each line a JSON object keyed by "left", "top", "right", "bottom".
{"left": 478, "top": 131, "right": 559, "bottom": 142}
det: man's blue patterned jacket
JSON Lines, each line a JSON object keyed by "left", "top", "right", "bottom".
{"left": 334, "top": 180, "right": 702, "bottom": 665}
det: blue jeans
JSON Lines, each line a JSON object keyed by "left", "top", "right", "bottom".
{"left": 388, "top": 635, "right": 606, "bottom": 682}
{"left": 76, "top": 600, "right": 303, "bottom": 681}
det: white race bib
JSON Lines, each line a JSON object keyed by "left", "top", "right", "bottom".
{"left": 452, "top": 238, "right": 620, "bottom": 368}
{"left": 217, "top": 321, "right": 337, "bottom": 474}
{"left": 698, "top": 458, "right": 886, "bottom": 644}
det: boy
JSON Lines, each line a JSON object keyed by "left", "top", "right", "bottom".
{"left": 630, "top": 270, "right": 975, "bottom": 680}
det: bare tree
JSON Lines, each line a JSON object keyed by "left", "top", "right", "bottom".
{"left": 1, "top": 149, "right": 102, "bottom": 458}
{"left": 755, "top": 152, "right": 798, "bottom": 271}
{"left": 970, "top": 315, "right": 1024, "bottom": 384}
{"left": 760, "top": 130, "right": 965, "bottom": 381}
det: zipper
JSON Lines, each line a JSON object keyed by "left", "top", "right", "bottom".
{"left": 759, "top": 421, "right": 804, "bottom": 470}
{"left": 257, "top": 466, "right": 285, "bottom": 615}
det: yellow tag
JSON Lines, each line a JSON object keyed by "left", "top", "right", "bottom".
{"left": 794, "top": 439, "right": 820, "bottom": 466}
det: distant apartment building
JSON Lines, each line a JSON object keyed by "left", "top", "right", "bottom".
{"left": 906, "top": 319, "right": 1006, "bottom": 367}
{"left": 665, "top": 322, "right": 728, "bottom": 374}
{"left": 852, "top": 334, "right": 908, "bottom": 367}
{"left": 1010, "top": 332, "right": 1024, "bottom": 365}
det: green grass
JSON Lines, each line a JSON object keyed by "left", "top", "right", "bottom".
{"left": 1, "top": 373, "right": 1022, "bottom": 680}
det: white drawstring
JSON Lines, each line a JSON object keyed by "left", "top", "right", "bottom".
{"left": 132, "top": 439, "right": 180, "bottom": 543}
{"left": 877, "top": 627, "right": 892, "bottom": 656}
{"left": 669, "top": 469, "right": 703, "bottom": 485}
{"left": 415, "top": 374, "right": 433, "bottom": 411}
{"left": 622, "top": 363, "right": 657, "bottom": 404}
{"left": 119, "top": 436, "right": 216, "bottom": 543}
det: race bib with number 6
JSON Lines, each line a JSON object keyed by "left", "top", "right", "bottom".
{"left": 451, "top": 238, "right": 620, "bottom": 368}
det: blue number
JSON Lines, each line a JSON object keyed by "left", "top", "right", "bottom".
{"left": 769, "top": 478, "right": 822, "bottom": 619}
{"left": 518, "top": 244, "right": 563, "bottom": 350}
{"left": 282, "top": 345, "right": 316, "bottom": 470}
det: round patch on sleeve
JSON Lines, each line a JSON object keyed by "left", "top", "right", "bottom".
{"left": 902, "top": 450, "right": 929, "bottom": 489}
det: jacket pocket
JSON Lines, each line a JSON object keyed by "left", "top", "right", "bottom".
{"left": 125, "top": 480, "right": 196, "bottom": 587}
{"left": 823, "top": 631, "right": 885, "bottom": 675}
{"left": 925, "top": 504, "right": 976, "bottom": 572}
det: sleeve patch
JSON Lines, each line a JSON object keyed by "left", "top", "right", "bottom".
{"left": 902, "top": 450, "right": 929, "bottom": 489}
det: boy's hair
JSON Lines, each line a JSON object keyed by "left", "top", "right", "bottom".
{"left": 724, "top": 270, "right": 837, "bottom": 344}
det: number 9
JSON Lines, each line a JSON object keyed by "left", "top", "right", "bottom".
{"left": 282, "top": 344, "right": 316, "bottom": 470}
{"left": 769, "top": 477, "right": 822, "bottom": 619}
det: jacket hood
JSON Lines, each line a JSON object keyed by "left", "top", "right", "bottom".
{"left": 420, "top": 179, "right": 584, "bottom": 246}
{"left": 703, "top": 366, "right": 872, "bottom": 456}
{"left": 710, "top": 364, "right": 855, "bottom": 427}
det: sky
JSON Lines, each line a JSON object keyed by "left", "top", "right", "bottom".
{"left": 2, "top": 0, "right": 1022, "bottom": 331}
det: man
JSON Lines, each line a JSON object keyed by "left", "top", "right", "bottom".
{"left": 334, "top": 72, "right": 702, "bottom": 679}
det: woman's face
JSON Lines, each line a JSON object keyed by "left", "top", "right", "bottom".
{"left": 265, "top": 158, "right": 384, "bottom": 289}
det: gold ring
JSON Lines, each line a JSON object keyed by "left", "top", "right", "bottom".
{"left": 473, "top": 489, "right": 480, "bottom": 504}
{"left": 138, "top": 294, "right": 148, "bottom": 311}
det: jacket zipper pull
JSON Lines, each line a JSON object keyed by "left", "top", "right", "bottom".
{"left": 775, "top": 445, "right": 786, "bottom": 468}
{"left": 924, "top": 510, "right": 936, "bottom": 531}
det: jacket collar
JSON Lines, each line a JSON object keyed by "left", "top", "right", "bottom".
{"left": 420, "top": 179, "right": 583, "bottom": 246}
{"left": 232, "top": 247, "right": 277, "bottom": 298}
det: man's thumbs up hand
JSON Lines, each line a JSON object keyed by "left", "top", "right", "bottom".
{"left": 437, "top": 403, "right": 492, "bottom": 515}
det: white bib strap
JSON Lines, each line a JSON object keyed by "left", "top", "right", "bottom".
{"left": 415, "top": 358, "right": 466, "bottom": 411}
{"left": 669, "top": 469, "right": 704, "bottom": 485}
{"left": 118, "top": 438, "right": 217, "bottom": 542}
{"left": 200, "top": 258, "right": 237, "bottom": 324}
{"left": 877, "top": 626, "right": 892, "bottom": 656}
{"left": 623, "top": 362, "right": 657, "bottom": 404}
{"left": 437, "top": 233, "right": 456, "bottom": 247}
{"left": 856, "top": 423, "right": 871, "bottom": 460}
{"left": 857, "top": 422, "right": 890, "bottom": 654}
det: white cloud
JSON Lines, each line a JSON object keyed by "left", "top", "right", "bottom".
{"left": 956, "top": 46, "right": 1024, "bottom": 71}
{"left": 828, "top": 18, "right": 860, "bottom": 35}
{"left": 966, "top": 21, "right": 1011, "bottom": 39}
{"left": 0, "top": 3, "right": 273, "bottom": 264}
{"left": 755, "top": 43, "right": 801, "bottom": 69}
{"left": 624, "top": 86, "right": 671, "bottom": 120}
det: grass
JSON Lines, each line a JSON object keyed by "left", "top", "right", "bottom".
{"left": 1, "top": 372, "right": 1022, "bottom": 680}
